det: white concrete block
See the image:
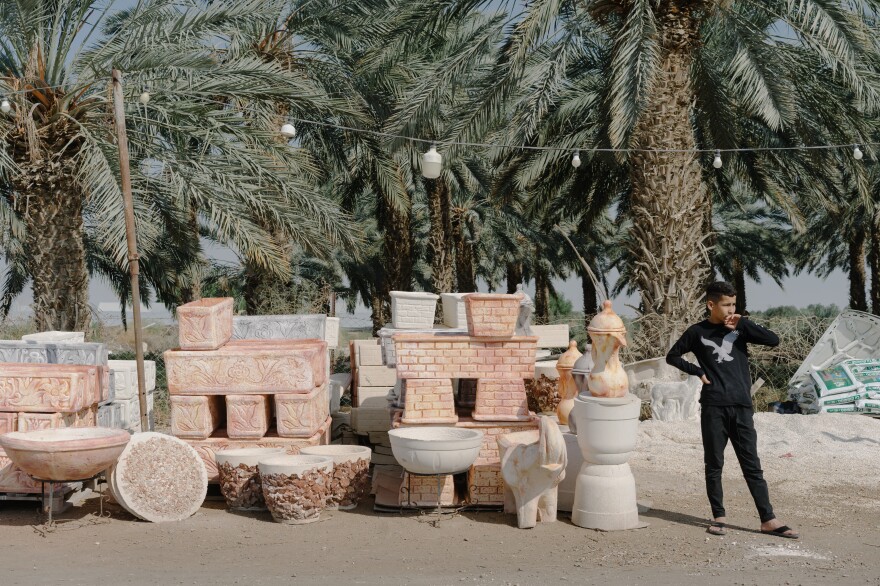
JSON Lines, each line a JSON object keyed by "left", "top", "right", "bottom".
{"left": 357, "top": 343, "right": 384, "bottom": 366}
{"left": 531, "top": 324, "right": 570, "bottom": 348}
{"left": 108, "top": 360, "right": 157, "bottom": 399}
{"left": 356, "top": 386, "right": 393, "bottom": 408}
{"left": 357, "top": 364, "right": 398, "bottom": 387}
{"left": 325, "top": 317, "right": 340, "bottom": 349}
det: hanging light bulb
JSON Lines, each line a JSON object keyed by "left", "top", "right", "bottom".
{"left": 853, "top": 145, "right": 864, "bottom": 160}
{"left": 712, "top": 150, "right": 723, "bottom": 169}
{"left": 0, "top": 99, "right": 10, "bottom": 114}
{"left": 280, "top": 122, "right": 296, "bottom": 139}
{"left": 422, "top": 143, "right": 442, "bottom": 179}
{"left": 139, "top": 87, "right": 151, "bottom": 105}
{"left": 571, "top": 150, "right": 581, "bottom": 168}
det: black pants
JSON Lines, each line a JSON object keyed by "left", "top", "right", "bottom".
{"left": 700, "top": 405, "right": 775, "bottom": 523}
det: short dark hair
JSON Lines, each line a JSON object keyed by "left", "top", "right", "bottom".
{"left": 706, "top": 281, "right": 737, "bottom": 302}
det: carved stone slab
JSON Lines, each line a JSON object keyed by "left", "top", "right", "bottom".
{"left": 232, "top": 314, "right": 326, "bottom": 341}
{"left": 0, "top": 447, "right": 42, "bottom": 492}
{"left": 108, "top": 360, "right": 157, "bottom": 400}
{"left": 0, "top": 341, "right": 109, "bottom": 403}
{"left": 171, "top": 395, "right": 225, "bottom": 439}
{"left": 17, "top": 408, "right": 88, "bottom": 432}
{"left": 183, "top": 417, "right": 331, "bottom": 482}
{"left": 0, "top": 412, "right": 17, "bottom": 434}
{"left": 0, "top": 364, "right": 100, "bottom": 413}
{"left": 176, "top": 297, "right": 234, "bottom": 350}
{"left": 650, "top": 380, "right": 701, "bottom": 422}
{"left": 164, "top": 339, "right": 327, "bottom": 395}
{"left": 225, "top": 394, "right": 272, "bottom": 439}
{"left": 21, "top": 331, "right": 84, "bottom": 343}
{"left": 275, "top": 385, "right": 329, "bottom": 438}
{"left": 97, "top": 403, "right": 123, "bottom": 429}
{"left": 115, "top": 393, "right": 155, "bottom": 432}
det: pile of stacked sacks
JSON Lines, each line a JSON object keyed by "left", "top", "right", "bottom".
{"left": 788, "top": 359, "right": 880, "bottom": 416}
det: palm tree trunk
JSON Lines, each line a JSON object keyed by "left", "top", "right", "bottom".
{"left": 732, "top": 257, "right": 747, "bottom": 315}
{"left": 379, "top": 198, "right": 412, "bottom": 326}
{"left": 628, "top": 11, "right": 710, "bottom": 332}
{"left": 18, "top": 160, "right": 90, "bottom": 331}
{"left": 179, "top": 204, "right": 204, "bottom": 304}
{"left": 506, "top": 262, "right": 522, "bottom": 294}
{"left": 872, "top": 221, "right": 880, "bottom": 315}
{"left": 451, "top": 208, "right": 476, "bottom": 292}
{"left": 849, "top": 230, "right": 868, "bottom": 311}
{"left": 534, "top": 267, "right": 550, "bottom": 324}
{"left": 427, "top": 178, "right": 454, "bottom": 317}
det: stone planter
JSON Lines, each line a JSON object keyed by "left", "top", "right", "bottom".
{"left": 440, "top": 293, "right": 468, "bottom": 328}
{"left": 300, "top": 445, "right": 372, "bottom": 510}
{"left": 390, "top": 291, "right": 439, "bottom": 329}
{"left": 216, "top": 447, "right": 285, "bottom": 510}
{"left": 464, "top": 294, "right": 520, "bottom": 337}
{"left": 176, "top": 297, "right": 234, "bottom": 350}
{"left": 259, "top": 455, "right": 334, "bottom": 524}
{"left": 388, "top": 427, "right": 483, "bottom": 475}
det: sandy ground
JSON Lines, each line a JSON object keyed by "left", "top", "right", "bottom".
{"left": 2, "top": 414, "right": 879, "bottom": 586}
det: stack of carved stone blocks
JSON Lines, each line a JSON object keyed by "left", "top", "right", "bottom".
{"left": 97, "top": 360, "right": 157, "bottom": 432}
{"left": 391, "top": 293, "right": 540, "bottom": 507}
{"left": 165, "top": 299, "right": 331, "bottom": 482}
{"left": 0, "top": 335, "right": 107, "bottom": 495}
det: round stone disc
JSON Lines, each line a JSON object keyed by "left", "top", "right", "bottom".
{"left": 113, "top": 432, "right": 207, "bottom": 523}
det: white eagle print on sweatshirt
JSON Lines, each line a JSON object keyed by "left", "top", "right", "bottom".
{"left": 700, "top": 330, "right": 740, "bottom": 364}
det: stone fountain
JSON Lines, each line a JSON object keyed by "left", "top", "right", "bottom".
{"left": 570, "top": 300, "right": 645, "bottom": 531}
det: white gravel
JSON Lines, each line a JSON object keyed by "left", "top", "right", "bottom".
{"left": 633, "top": 413, "right": 880, "bottom": 496}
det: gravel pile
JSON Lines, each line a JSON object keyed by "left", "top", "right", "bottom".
{"left": 633, "top": 413, "right": 880, "bottom": 495}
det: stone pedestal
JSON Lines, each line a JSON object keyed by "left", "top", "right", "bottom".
{"left": 571, "top": 463, "right": 640, "bottom": 531}
{"left": 400, "top": 379, "right": 457, "bottom": 424}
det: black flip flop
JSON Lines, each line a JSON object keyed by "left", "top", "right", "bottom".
{"left": 707, "top": 522, "right": 726, "bottom": 536}
{"left": 760, "top": 525, "right": 799, "bottom": 539}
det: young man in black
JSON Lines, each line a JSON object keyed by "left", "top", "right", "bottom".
{"left": 666, "top": 281, "right": 799, "bottom": 539}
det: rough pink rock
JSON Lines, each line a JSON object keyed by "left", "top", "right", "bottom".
{"left": 176, "top": 297, "right": 234, "bottom": 350}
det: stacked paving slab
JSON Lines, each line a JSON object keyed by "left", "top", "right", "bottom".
{"left": 0, "top": 332, "right": 107, "bottom": 495}
{"left": 164, "top": 299, "right": 331, "bottom": 482}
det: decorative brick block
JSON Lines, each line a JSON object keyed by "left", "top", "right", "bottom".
{"left": 357, "top": 364, "right": 397, "bottom": 387}
{"left": 184, "top": 416, "right": 331, "bottom": 482}
{"left": 171, "top": 395, "right": 225, "bottom": 439}
{"left": 0, "top": 412, "right": 16, "bottom": 434}
{"left": 473, "top": 378, "right": 531, "bottom": 421}
{"left": 164, "top": 338, "right": 327, "bottom": 394}
{"left": 393, "top": 335, "right": 537, "bottom": 380}
{"left": 176, "top": 297, "right": 234, "bottom": 350}
{"left": 399, "top": 472, "right": 455, "bottom": 506}
{"left": 464, "top": 293, "right": 520, "bottom": 337}
{"left": 468, "top": 466, "right": 505, "bottom": 505}
{"left": 226, "top": 394, "right": 272, "bottom": 439}
{"left": 275, "top": 385, "right": 329, "bottom": 438}
{"left": 390, "top": 291, "right": 439, "bottom": 329}
{"left": 0, "top": 363, "right": 99, "bottom": 413}
{"left": 108, "top": 360, "right": 157, "bottom": 400}
{"left": 401, "top": 378, "right": 457, "bottom": 424}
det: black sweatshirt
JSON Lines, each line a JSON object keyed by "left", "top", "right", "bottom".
{"left": 665, "top": 317, "right": 779, "bottom": 407}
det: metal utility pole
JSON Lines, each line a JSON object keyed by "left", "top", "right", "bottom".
{"left": 111, "top": 69, "right": 149, "bottom": 431}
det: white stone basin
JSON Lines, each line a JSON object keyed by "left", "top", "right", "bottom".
{"left": 388, "top": 427, "right": 484, "bottom": 474}
{"left": 0, "top": 427, "right": 130, "bottom": 481}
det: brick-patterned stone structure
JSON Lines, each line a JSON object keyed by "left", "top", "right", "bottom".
{"left": 170, "top": 395, "right": 225, "bottom": 439}
{"left": 187, "top": 416, "right": 332, "bottom": 483}
{"left": 275, "top": 385, "right": 329, "bottom": 438}
{"left": 399, "top": 472, "right": 455, "bottom": 507}
{"left": 176, "top": 297, "right": 234, "bottom": 350}
{"left": 463, "top": 293, "right": 521, "bottom": 337}
{"left": 401, "top": 379, "right": 457, "bottom": 424}
{"left": 393, "top": 335, "right": 537, "bottom": 423}
{"left": 226, "top": 394, "right": 273, "bottom": 439}
{"left": 164, "top": 338, "right": 326, "bottom": 394}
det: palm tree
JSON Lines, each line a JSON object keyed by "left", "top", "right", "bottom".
{"left": 0, "top": 0, "right": 357, "bottom": 329}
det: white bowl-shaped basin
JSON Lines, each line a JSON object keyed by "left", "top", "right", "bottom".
{"left": 300, "top": 445, "right": 372, "bottom": 466}
{"left": 258, "top": 454, "right": 333, "bottom": 477}
{"left": 388, "top": 427, "right": 484, "bottom": 475}
{"left": 0, "top": 427, "right": 130, "bottom": 481}
{"left": 571, "top": 393, "right": 640, "bottom": 465}
{"left": 215, "top": 447, "right": 285, "bottom": 469}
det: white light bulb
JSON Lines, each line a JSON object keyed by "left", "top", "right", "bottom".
{"left": 422, "top": 144, "right": 442, "bottom": 179}
{"left": 0, "top": 99, "right": 10, "bottom": 113}
{"left": 854, "top": 146, "right": 864, "bottom": 160}
{"left": 280, "top": 123, "right": 296, "bottom": 139}
{"left": 571, "top": 151, "right": 581, "bottom": 168}
{"left": 712, "top": 150, "right": 722, "bottom": 169}
{"left": 139, "top": 91, "right": 150, "bottom": 105}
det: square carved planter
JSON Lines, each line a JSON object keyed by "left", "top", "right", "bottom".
{"left": 440, "top": 293, "right": 469, "bottom": 328}
{"left": 275, "top": 385, "right": 330, "bottom": 438}
{"left": 0, "top": 364, "right": 99, "bottom": 413}
{"left": 171, "top": 395, "right": 225, "bottom": 439}
{"left": 176, "top": 297, "right": 234, "bottom": 350}
{"left": 226, "top": 394, "right": 272, "bottom": 439}
{"left": 464, "top": 293, "right": 520, "bottom": 337}
{"left": 390, "top": 291, "right": 439, "bottom": 329}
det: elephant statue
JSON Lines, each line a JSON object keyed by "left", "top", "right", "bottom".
{"left": 498, "top": 416, "right": 567, "bottom": 529}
